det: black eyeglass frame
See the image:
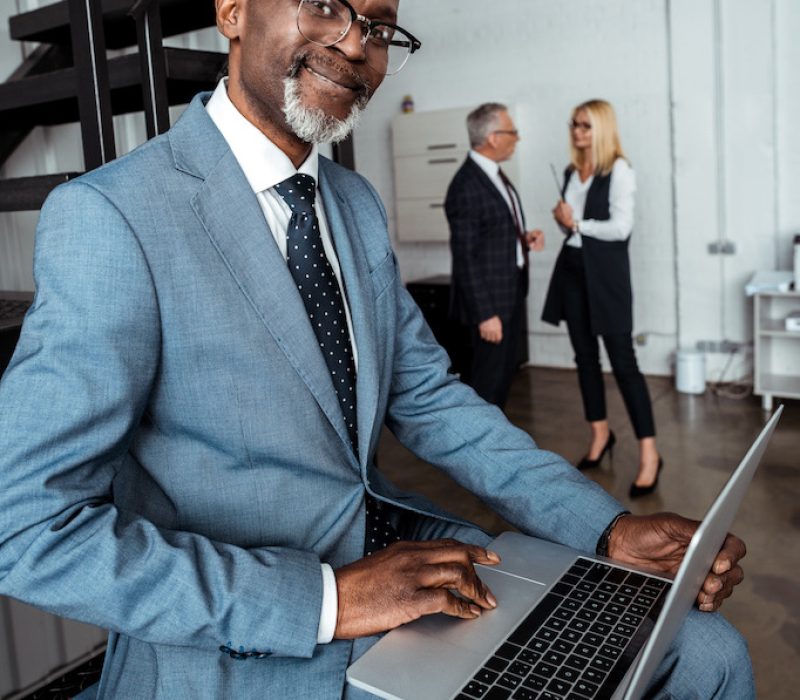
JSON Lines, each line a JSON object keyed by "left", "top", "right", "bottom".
{"left": 297, "top": 0, "right": 422, "bottom": 75}
{"left": 568, "top": 119, "right": 592, "bottom": 131}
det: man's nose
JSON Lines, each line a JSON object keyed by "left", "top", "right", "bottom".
{"left": 334, "top": 19, "right": 368, "bottom": 61}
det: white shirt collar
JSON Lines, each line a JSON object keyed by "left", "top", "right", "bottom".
{"left": 469, "top": 149, "right": 501, "bottom": 179}
{"left": 205, "top": 79, "right": 318, "bottom": 193}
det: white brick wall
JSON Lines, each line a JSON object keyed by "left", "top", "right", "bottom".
{"left": 0, "top": 0, "right": 797, "bottom": 693}
{"left": 0, "top": 0, "right": 798, "bottom": 376}
{"left": 354, "top": 0, "right": 799, "bottom": 378}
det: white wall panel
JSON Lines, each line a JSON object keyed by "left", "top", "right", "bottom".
{"left": 719, "top": 1, "right": 776, "bottom": 344}
{"left": 669, "top": 0, "right": 723, "bottom": 351}
{"left": 356, "top": 0, "right": 676, "bottom": 374}
{"left": 355, "top": 0, "right": 797, "bottom": 379}
{"left": 775, "top": 0, "right": 800, "bottom": 268}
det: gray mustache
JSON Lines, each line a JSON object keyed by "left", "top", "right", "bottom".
{"left": 289, "top": 51, "right": 372, "bottom": 98}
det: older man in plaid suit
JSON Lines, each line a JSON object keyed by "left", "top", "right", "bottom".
{"left": 446, "top": 103, "right": 544, "bottom": 408}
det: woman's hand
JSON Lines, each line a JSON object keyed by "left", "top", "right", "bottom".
{"left": 552, "top": 200, "right": 575, "bottom": 229}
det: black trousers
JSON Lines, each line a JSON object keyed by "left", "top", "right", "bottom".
{"left": 561, "top": 247, "right": 655, "bottom": 439}
{"left": 468, "top": 269, "right": 527, "bottom": 409}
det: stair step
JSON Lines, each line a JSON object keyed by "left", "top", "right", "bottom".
{"left": 10, "top": 0, "right": 216, "bottom": 50}
{"left": 0, "top": 47, "right": 225, "bottom": 130}
{"left": 0, "top": 173, "right": 82, "bottom": 212}
{"left": 0, "top": 45, "right": 71, "bottom": 168}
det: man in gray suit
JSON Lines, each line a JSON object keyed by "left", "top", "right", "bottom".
{"left": 0, "top": 1, "right": 753, "bottom": 698}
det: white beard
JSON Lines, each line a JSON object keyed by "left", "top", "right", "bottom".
{"left": 282, "top": 75, "right": 367, "bottom": 144}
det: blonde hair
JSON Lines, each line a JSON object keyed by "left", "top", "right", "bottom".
{"left": 569, "top": 99, "right": 627, "bottom": 176}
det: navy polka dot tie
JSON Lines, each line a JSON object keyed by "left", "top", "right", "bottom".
{"left": 273, "top": 174, "right": 399, "bottom": 554}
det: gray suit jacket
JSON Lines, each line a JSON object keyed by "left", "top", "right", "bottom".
{"left": 0, "top": 94, "right": 623, "bottom": 698}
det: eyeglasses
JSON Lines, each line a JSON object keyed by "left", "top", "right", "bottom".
{"left": 492, "top": 129, "right": 519, "bottom": 137}
{"left": 296, "top": 0, "right": 422, "bottom": 76}
{"left": 569, "top": 119, "right": 592, "bottom": 131}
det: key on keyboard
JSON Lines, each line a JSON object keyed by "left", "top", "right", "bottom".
{"left": 458, "top": 558, "right": 670, "bottom": 700}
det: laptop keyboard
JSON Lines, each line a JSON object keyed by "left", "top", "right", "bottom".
{"left": 455, "top": 558, "right": 670, "bottom": 700}
{"left": 0, "top": 298, "right": 31, "bottom": 322}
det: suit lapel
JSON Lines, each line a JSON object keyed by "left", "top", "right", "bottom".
{"left": 176, "top": 110, "right": 357, "bottom": 462}
{"left": 318, "top": 162, "right": 379, "bottom": 467}
{"left": 465, "top": 157, "right": 518, "bottom": 225}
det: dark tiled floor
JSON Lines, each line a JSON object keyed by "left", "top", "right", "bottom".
{"left": 377, "top": 366, "right": 800, "bottom": 700}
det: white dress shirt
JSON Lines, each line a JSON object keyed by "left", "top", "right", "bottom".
{"left": 468, "top": 150, "right": 526, "bottom": 268}
{"left": 206, "top": 78, "right": 343, "bottom": 645}
{"left": 565, "top": 157, "right": 636, "bottom": 248}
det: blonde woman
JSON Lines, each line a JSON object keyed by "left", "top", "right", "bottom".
{"left": 542, "top": 99, "right": 662, "bottom": 498}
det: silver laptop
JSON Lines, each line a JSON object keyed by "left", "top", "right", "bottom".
{"left": 347, "top": 406, "right": 783, "bottom": 700}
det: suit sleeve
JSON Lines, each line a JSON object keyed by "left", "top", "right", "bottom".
{"left": 445, "top": 179, "right": 496, "bottom": 323}
{"left": 0, "top": 182, "right": 322, "bottom": 659}
{"left": 384, "top": 273, "right": 624, "bottom": 552}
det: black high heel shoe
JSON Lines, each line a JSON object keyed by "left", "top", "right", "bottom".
{"left": 629, "top": 458, "right": 664, "bottom": 499}
{"left": 577, "top": 431, "right": 616, "bottom": 471}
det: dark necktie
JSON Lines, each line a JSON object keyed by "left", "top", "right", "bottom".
{"left": 273, "top": 174, "right": 399, "bottom": 554}
{"left": 498, "top": 169, "right": 529, "bottom": 268}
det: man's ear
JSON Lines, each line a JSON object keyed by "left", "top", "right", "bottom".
{"left": 216, "top": 0, "right": 242, "bottom": 40}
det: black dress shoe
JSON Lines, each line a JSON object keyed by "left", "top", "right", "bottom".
{"left": 629, "top": 458, "right": 664, "bottom": 499}
{"left": 577, "top": 431, "right": 616, "bottom": 470}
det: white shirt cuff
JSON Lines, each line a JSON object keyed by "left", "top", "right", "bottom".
{"left": 317, "top": 563, "right": 338, "bottom": 644}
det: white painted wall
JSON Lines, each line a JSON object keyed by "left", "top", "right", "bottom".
{"left": 351, "top": 0, "right": 799, "bottom": 378}
{"left": 1, "top": 0, "right": 798, "bottom": 380}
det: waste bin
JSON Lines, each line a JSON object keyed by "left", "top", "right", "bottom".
{"left": 675, "top": 348, "right": 706, "bottom": 394}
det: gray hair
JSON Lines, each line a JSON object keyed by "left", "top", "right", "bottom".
{"left": 467, "top": 102, "right": 508, "bottom": 148}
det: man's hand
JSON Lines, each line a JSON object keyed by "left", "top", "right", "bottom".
{"left": 608, "top": 513, "right": 746, "bottom": 612}
{"left": 479, "top": 316, "right": 503, "bottom": 344}
{"left": 334, "top": 539, "right": 500, "bottom": 639}
{"left": 552, "top": 200, "right": 575, "bottom": 230}
{"left": 526, "top": 229, "right": 545, "bottom": 252}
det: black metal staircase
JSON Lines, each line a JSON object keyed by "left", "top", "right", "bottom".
{"left": 0, "top": 0, "right": 225, "bottom": 212}
{"left": 1, "top": 5, "right": 358, "bottom": 695}
{"left": 0, "top": 6, "right": 224, "bottom": 695}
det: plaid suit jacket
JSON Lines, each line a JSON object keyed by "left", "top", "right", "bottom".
{"left": 445, "top": 156, "right": 527, "bottom": 326}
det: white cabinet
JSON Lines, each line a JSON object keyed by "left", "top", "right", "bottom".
{"left": 391, "top": 107, "right": 519, "bottom": 243}
{"left": 754, "top": 290, "right": 800, "bottom": 410}
{"left": 391, "top": 107, "right": 469, "bottom": 243}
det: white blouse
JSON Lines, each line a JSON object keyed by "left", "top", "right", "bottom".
{"left": 564, "top": 158, "right": 636, "bottom": 248}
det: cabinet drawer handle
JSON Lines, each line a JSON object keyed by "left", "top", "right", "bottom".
{"left": 429, "top": 203, "right": 445, "bottom": 209}
{"left": 428, "top": 158, "right": 459, "bottom": 165}
{"left": 427, "top": 143, "right": 457, "bottom": 151}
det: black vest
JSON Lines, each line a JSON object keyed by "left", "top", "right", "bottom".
{"left": 541, "top": 165, "right": 633, "bottom": 335}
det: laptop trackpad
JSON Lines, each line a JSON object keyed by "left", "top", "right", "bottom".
{"left": 347, "top": 567, "right": 546, "bottom": 700}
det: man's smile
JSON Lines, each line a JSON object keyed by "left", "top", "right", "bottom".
{"left": 295, "top": 53, "right": 370, "bottom": 96}
{"left": 303, "top": 63, "right": 358, "bottom": 92}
